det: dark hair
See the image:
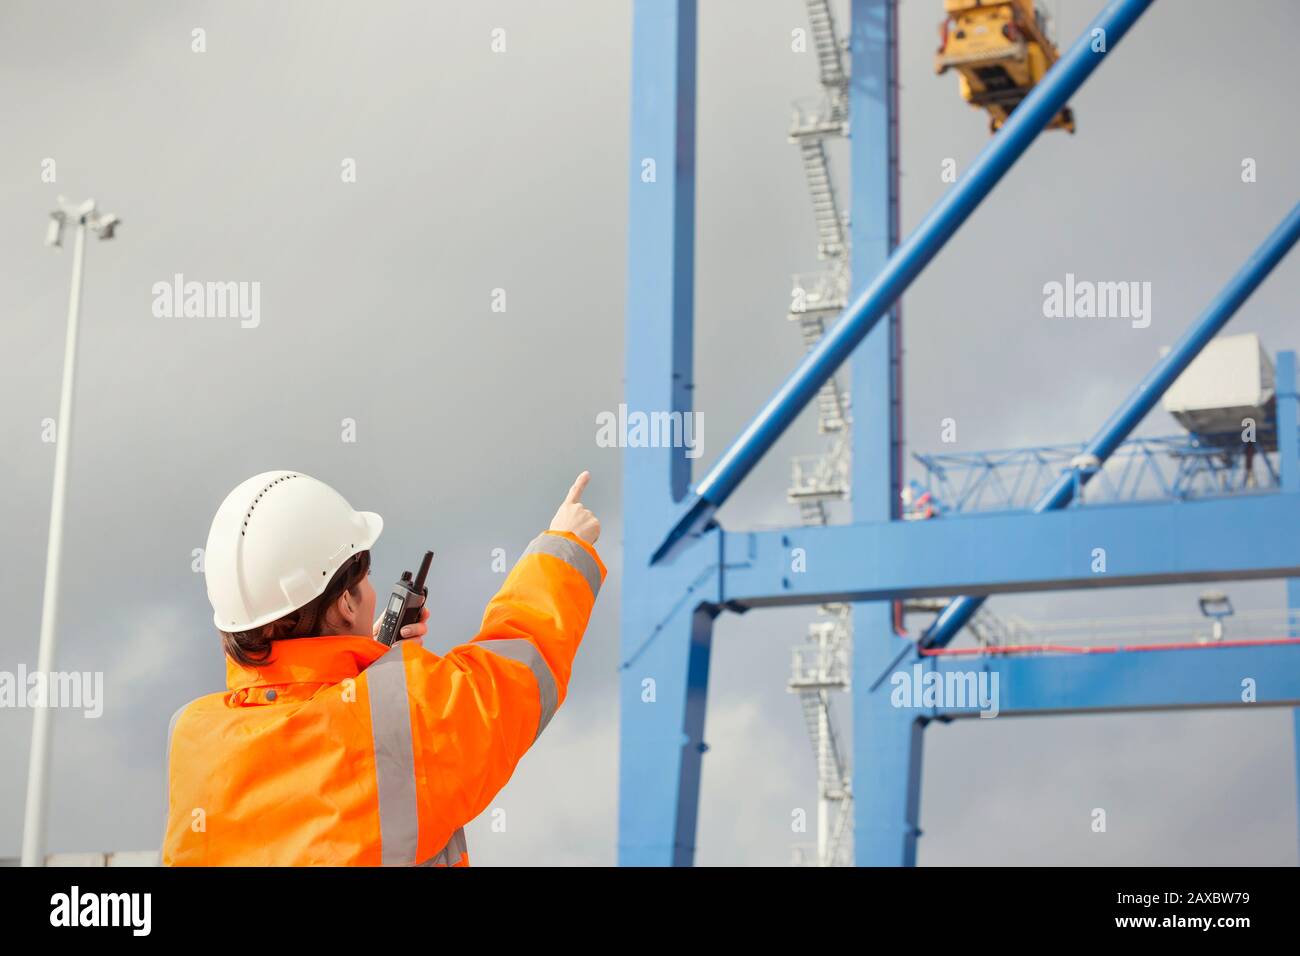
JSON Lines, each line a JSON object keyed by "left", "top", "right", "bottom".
{"left": 221, "top": 551, "right": 371, "bottom": 667}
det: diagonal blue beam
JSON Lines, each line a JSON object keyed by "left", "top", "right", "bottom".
{"left": 651, "top": 0, "right": 1158, "bottom": 563}
{"left": 926, "top": 201, "right": 1300, "bottom": 647}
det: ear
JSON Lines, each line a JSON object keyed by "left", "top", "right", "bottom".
{"left": 329, "top": 588, "right": 360, "bottom": 631}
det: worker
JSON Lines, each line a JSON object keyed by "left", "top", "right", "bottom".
{"left": 162, "top": 469, "right": 603, "bottom": 866}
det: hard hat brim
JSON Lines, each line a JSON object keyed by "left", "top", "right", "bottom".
{"left": 359, "top": 510, "right": 384, "bottom": 549}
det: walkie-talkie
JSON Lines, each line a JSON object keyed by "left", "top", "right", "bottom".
{"left": 376, "top": 550, "right": 433, "bottom": 646}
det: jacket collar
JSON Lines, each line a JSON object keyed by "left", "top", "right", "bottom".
{"left": 226, "top": 635, "right": 387, "bottom": 691}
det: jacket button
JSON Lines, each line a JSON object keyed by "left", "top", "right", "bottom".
{"left": 266, "top": 690, "right": 277, "bottom": 701}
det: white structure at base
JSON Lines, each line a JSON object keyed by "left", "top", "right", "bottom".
{"left": 2, "top": 851, "right": 158, "bottom": 867}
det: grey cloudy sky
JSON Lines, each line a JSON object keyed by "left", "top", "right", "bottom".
{"left": 2, "top": 0, "right": 1297, "bottom": 865}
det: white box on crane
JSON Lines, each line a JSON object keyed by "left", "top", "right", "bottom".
{"left": 1162, "top": 332, "right": 1275, "bottom": 440}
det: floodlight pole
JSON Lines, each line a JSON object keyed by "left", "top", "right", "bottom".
{"left": 21, "top": 198, "right": 117, "bottom": 867}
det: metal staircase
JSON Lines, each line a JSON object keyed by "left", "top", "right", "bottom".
{"left": 798, "top": 139, "right": 849, "bottom": 259}
{"left": 902, "top": 597, "right": 1026, "bottom": 649}
{"left": 804, "top": 0, "right": 849, "bottom": 95}
{"left": 790, "top": 270, "right": 851, "bottom": 434}
{"left": 785, "top": 0, "right": 853, "bottom": 868}
{"left": 967, "top": 602, "right": 1027, "bottom": 648}
{"left": 788, "top": 616, "right": 853, "bottom": 867}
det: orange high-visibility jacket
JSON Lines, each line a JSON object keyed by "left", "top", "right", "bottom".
{"left": 162, "top": 531, "right": 604, "bottom": 866}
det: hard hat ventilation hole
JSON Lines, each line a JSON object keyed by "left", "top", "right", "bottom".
{"left": 242, "top": 473, "right": 301, "bottom": 533}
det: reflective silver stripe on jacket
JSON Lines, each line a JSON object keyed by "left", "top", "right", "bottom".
{"left": 477, "top": 638, "right": 559, "bottom": 741}
{"left": 368, "top": 643, "right": 420, "bottom": 866}
{"left": 160, "top": 703, "right": 188, "bottom": 854}
{"left": 418, "top": 827, "right": 468, "bottom": 867}
{"left": 522, "top": 533, "right": 602, "bottom": 600}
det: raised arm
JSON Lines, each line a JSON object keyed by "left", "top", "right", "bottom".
{"left": 383, "top": 473, "right": 604, "bottom": 844}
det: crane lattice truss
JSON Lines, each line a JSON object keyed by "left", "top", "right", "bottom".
{"left": 619, "top": 0, "right": 1300, "bottom": 866}
{"left": 915, "top": 434, "right": 1287, "bottom": 514}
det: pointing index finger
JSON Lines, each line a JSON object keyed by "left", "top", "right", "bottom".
{"left": 566, "top": 471, "right": 591, "bottom": 504}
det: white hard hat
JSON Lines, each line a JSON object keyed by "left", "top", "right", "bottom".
{"left": 205, "top": 471, "right": 383, "bottom": 631}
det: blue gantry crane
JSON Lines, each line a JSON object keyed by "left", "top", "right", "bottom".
{"left": 619, "top": 0, "right": 1300, "bottom": 865}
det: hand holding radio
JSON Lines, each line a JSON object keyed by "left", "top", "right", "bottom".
{"left": 373, "top": 604, "right": 429, "bottom": 643}
{"left": 375, "top": 550, "right": 434, "bottom": 647}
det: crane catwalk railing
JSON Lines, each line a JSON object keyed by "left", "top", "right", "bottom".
{"left": 921, "top": 608, "right": 1300, "bottom": 654}
{"left": 912, "top": 433, "right": 1288, "bottom": 515}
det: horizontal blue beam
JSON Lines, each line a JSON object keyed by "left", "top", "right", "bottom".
{"left": 651, "top": 0, "right": 1157, "bottom": 563}
{"left": 928, "top": 201, "right": 1300, "bottom": 645}
{"left": 908, "top": 644, "right": 1300, "bottom": 718}
{"left": 720, "top": 492, "right": 1300, "bottom": 607}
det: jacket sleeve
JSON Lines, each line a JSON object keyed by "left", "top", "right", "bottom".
{"left": 400, "top": 530, "right": 605, "bottom": 831}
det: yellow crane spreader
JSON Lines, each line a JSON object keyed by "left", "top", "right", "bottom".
{"left": 935, "top": 0, "right": 1075, "bottom": 134}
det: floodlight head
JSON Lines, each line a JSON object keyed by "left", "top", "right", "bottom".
{"left": 45, "top": 212, "right": 66, "bottom": 249}
{"left": 93, "top": 213, "right": 120, "bottom": 240}
{"left": 1198, "top": 590, "right": 1233, "bottom": 620}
